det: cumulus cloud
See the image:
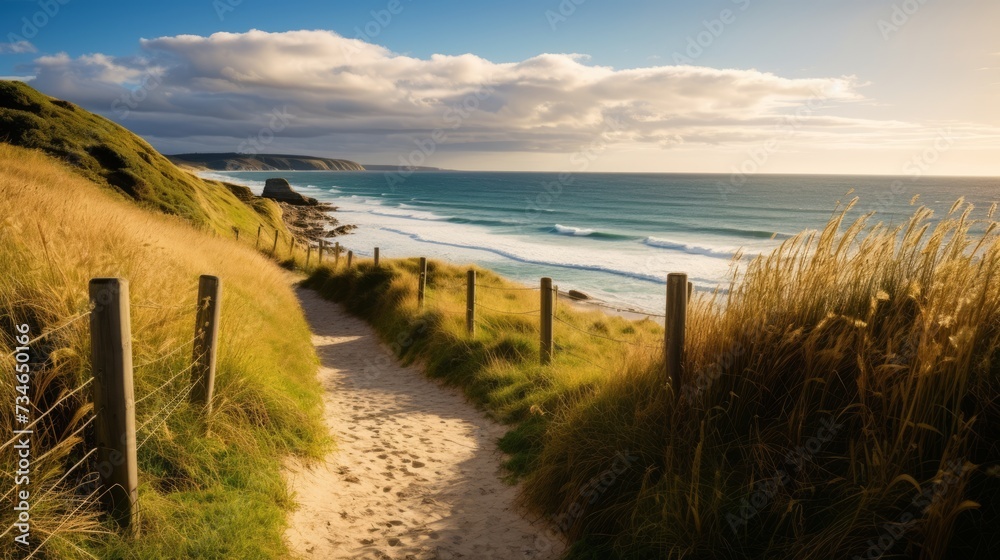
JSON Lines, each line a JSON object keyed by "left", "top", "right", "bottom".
{"left": 0, "top": 40, "right": 37, "bottom": 54}
{"left": 24, "top": 29, "right": 946, "bottom": 161}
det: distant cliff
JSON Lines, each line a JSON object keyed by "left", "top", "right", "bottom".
{"left": 168, "top": 152, "right": 365, "bottom": 171}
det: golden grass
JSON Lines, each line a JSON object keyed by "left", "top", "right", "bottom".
{"left": 307, "top": 197, "right": 1000, "bottom": 559}
{"left": 0, "top": 144, "right": 326, "bottom": 558}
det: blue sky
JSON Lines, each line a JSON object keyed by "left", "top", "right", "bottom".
{"left": 2, "top": 0, "right": 999, "bottom": 174}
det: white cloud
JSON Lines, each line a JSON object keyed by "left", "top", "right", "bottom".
{"left": 23, "top": 29, "right": 996, "bottom": 167}
{"left": 0, "top": 40, "right": 37, "bottom": 54}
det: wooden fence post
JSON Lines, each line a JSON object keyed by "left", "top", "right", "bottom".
{"left": 466, "top": 269, "right": 476, "bottom": 337}
{"left": 335, "top": 242, "right": 341, "bottom": 268}
{"left": 417, "top": 257, "right": 427, "bottom": 310}
{"left": 374, "top": 247, "right": 380, "bottom": 267}
{"left": 666, "top": 273, "right": 688, "bottom": 400}
{"left": 271, "top": 231, "right": 279, "bottom": 255}
{"left": 540, "top": 277, "right": 554, "bottom": 365}
{"left": 234, "top": 228, "right": 239, "bottom": 241}
{"left": 255, "top": 225, "right": 262, "bottom": 249}
{"left": 191, "top": 275, "right": 221, "bottom": 417}
{"left": 318, "top": 240, "right": 325, "bottom": 265}
{"left": 347, "top": 251, "right": 353, "bottom": 268}
{"left": 88, "top": 278, "right": 139, "bottom": 533}
{"left": 688, "top": 281, "right": 693, "bottom": 302}
{"left": 306, "top": 245, "right": 312, "bottom": 268}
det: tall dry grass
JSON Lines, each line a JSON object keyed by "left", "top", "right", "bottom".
{"left": 309, "top": 197, "right": 999, "bottom": 559}
{"left": 0, "top": 144, "right": 326, "bottom": 558}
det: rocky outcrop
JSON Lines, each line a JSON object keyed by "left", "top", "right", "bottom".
{"left": 262, "top": 178, "right": 318, "bottom": 206}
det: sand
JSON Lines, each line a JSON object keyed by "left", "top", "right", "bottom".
{"left": 283, "top": 287, "right": 565, "bottom": 560}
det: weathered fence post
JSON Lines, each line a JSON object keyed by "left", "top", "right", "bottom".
{"left": 88, "top": 278, "right": 139, "bottom": 533}
{"left": 318, "top": 240, "right": 325, "bottom": 264}
{"left": 335, "top": 242, "right": 341, "bottom": 268}
{"left": 666, "top": 273, "right": 688, "bottom": 400}
{"left": 466, "top": 269, "right": 476, "bottom": 337}
{"left": 256, "top": 225, "right": 262, "bottom": 249}
{"left": 540, "top": 277, "right": 554, "bottom": 365}
{"left": 234, "top": 228, "right": 240, "bottom": 241}
{"left": 687, "top": 281, "right": 693, "bottom": 302}
{"left": 191, "top": 275, "right": 221, "bottom": 417}
{"left": 306, "top": 245, "right": 312, "bottom": 268}
{"left": 271, "top": 231, "right": 279, "bottom": 255}
{"left": 374, "top": 247, "right": 381, "bottom": 268}
{"left": 417, "top": 257, "right": 427, "bottom": 310}
{"left": 347, "top": 250, "right": 353, "bottom": 268}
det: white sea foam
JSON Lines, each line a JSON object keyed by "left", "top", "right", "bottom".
{"left": 554, "top": 224, "right": 596, "bottom": 236}
{"left": 643, "top": 237, "right": 736, "bottom": 259}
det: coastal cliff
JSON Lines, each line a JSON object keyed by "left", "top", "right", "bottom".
{"left": 168, "top": 152, "right": 365, "bottom": 171}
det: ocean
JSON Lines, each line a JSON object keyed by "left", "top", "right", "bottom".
{"left": 206, "top": 171, "right": 999, "bottom": 314}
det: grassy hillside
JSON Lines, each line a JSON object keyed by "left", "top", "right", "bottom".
{"left": 168, "top": 152, "right": 365, "bottom": 172}
{"left": 0, "top": 144, "right": 327, "bottom": 558}
{"left": 0, "top": 80, "right": 293, "bottom": 241}
{"left": 305, "top": 201, "right": 1000, "bottom": 559}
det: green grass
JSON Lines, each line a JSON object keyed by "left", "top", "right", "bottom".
{"left": 0, "top": 80, "right": 294, "bottom": 244}
{"left": 305, "top": 200, "right": 1000, "bottom": 560}
{"left": 0, "top": 144, "right": 327, "bottom": 558}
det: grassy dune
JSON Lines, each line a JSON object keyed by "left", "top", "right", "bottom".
{"left": 0, "top": 80, "right": 296, "bottom": 244}
{"left": 0, "top": 144, "right": 326, "bottom": 558}
{"left": 306, "top": 200, "right": 1000, "bottom": 559}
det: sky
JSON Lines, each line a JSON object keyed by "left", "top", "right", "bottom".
{"left": 1, "top": 0, "right": 999, "bottom": 175}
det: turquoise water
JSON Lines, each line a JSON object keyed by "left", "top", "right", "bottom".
{"left": 208, "top": 171, "right": 999, "bottom": 313}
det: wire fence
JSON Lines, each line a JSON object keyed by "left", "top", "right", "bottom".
{"left": 403, "top": 261, "right": 673, "bottom": 369}
{"left": 553, "top": 315, "right": 661, "bottom": 351}
{"left": 3, "top": 275, "right": 222, "bottom": 546}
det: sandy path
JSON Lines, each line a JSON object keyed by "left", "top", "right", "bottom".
{"left": 284, "top": 287, "right": 564, "bottom": 560}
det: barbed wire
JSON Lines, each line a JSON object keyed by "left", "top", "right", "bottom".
{"left": 5, "top": 311, "right": 92, "bottom": 358}
{"left": 137, "top": 380, "right": 199, "bottom": 449}
{"left": 553, "top": 316, "right": 661, "bottom": 350}
{"left": 475, "top": 302, "right": 541, "bottom": 316}
{"left": 133, "top": 333, "right": 200, "bottom": 371}
{"left": 134, "top": 351, "right": 204, "bottom": 406}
